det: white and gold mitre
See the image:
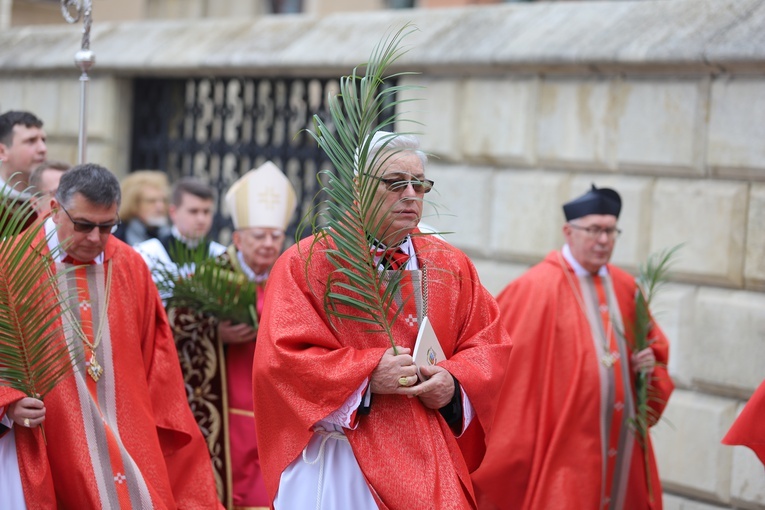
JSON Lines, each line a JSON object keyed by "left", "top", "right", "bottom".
{"left": 225, "top": 161, "right": 297, "bottom": 230}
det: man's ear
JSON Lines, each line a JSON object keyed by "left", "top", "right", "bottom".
{"left": 0, "top": 142, "right": 9, "bottom": 163}
{"left": 562, "top": 223, "right": 572, "bottom": 241}
{"left": 50, "top": 198, "right": 61, "bottom": 224}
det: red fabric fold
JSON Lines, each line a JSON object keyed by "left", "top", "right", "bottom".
{"left": 8, "top": 231, "right": 220, "bottom": 509}
{"left": 723, "top": 379, "right": 765, "bottom": 466}
{"left": 253, "top": 233, "right": 512, "bottom": 509}
{"left": 472, "top": 251, "right": 673, "bottom": 510}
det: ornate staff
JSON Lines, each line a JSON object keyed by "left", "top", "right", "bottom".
{"left": 61, "top": 0, "right": 94, "bottom": 164}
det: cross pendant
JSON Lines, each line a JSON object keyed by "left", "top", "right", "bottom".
{"left": 88, "top": 353, "right": 104, "bottom": 382}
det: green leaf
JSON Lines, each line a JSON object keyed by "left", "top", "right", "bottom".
{"left": 298, "top": 24, "right": 424, "bottom": 352}
{"left": 0, "top": 175, "right": 78, "bottom": 399}
{"left": 626, "top": 243, "right": 682, "bottom": 502}
{"left": 153, "top": 242, "right": 258, "bottom": 327}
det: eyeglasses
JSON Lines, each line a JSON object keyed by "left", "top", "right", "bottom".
{"left": 568, "top": 223, "right": 622, "bottom": 239}
{"left": 368, "top": 175, "right": 434, "bottom": 194}
{"left": 60, "top": 205, "right": 121, "bottom": 234}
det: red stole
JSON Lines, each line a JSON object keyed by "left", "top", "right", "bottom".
{"left": 472, "top": 251, "right": 673, "bottom": 510}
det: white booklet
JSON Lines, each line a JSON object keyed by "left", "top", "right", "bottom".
{"left": 412, "top": 316, "right": 446, "bottom": 381}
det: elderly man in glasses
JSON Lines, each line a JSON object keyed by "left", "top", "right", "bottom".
{"left": 0, "top": 163, "right": 221, "bottom": 509}
{"left": 252, "top": 133, "right": 512, "bottom": 509}
{"left": 473, "top": 185, "right": 674, "bottom": 510}
{"left": 157, "top": 161, "right": 297, "bottom": 509}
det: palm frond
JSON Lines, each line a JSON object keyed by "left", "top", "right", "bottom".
{"left": 298, "top": 24, "right": 429, "bottom": 350}
{"left": 0, "top": 176, "right": 78, "bottom": 399}
{"left": 153, "top": 242, "right": 258, "bottom": 327}
{"left": 628, "top": 243, "right": 682, "bottom": 501}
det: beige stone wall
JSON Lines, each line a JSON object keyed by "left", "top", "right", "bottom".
{"left": 0, "top": 0, "right": 763, "bottom": 507}
{"left": 406, "top": 69, "right": 765, "bottom": 510}
{"left": 0, "top": 74, "right": 132, "bottom": 177}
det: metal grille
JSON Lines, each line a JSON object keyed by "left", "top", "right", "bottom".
{"left": 131, "top": 76, "right": 345, "bottom": 245}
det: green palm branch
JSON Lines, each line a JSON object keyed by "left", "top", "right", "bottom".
{"left": 153, "top": 242, "right": 258, "bottom": 327}
{"left": 629, "top": 243, "right": 681, "bottom": 501}
{"left": 0, "top": 178, "right": 78, "bottom": 408}
{"left": 297, "top": 24, "right": 427, "bottom": 352}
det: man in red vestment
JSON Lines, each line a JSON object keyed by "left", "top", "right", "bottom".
{"left": 0, "top": 111, "right": 48, "bottom": 230}
{"left": 252, "top": 133, "right": 512, "bottom": 509}
{"left": 472, "top": 185, "right": 674, "bottom": 510}
{"left": 0, "top": 164, "right": 221, "bottom": 509}
{"left": 723, "top": 379, "right": 765, "bottom": 466}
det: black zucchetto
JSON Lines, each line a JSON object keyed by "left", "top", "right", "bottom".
{"left": 563, "top": 184, "right": 621, "bottom": 221}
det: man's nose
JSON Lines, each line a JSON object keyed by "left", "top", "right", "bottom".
{"left": 401, "top": 181, "right": 418, "bottom": 197}
{"left": 596, "top": 230, "right": 611, "bottom": 241}
{"left": 86, "top": 227, "right": 102, "bottom": 242}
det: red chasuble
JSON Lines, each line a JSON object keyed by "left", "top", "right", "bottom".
{"left": 0, "top": 231, "right": 221, "bottom": 509}
{"left": 472, "top": 251, "right": 674, "bottom": 510}
{"left": 723, "top": 379, "right": 765, "bottom": 466}
{"left": 223, "top": 252, "right": 269, "bottom": 508}
{"left": 169, "top": 246, "right": 268, "bottom": 509}
{"left": 252, "top": 233, "right": 512, "bottom": 509}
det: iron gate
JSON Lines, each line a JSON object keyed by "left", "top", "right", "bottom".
{"left": 130, "top": 76, "right": 348, "bottom": 244}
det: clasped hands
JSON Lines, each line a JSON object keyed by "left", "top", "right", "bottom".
{"left": 370, "top": 346, "right": 454, "bottom": 410}
{"left": 218, "top": 320, "right": 257, "bottom": 345}
{"left": 7, "top": 397, "right": 45, "bottom": 429}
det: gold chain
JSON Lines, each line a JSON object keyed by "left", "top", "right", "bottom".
{"left": 48, "top": 259, "right": 113, "bottom": 381}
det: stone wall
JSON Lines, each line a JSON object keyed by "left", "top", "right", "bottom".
{"left": 0, "top": 0, "right": 763, "bottom": 507}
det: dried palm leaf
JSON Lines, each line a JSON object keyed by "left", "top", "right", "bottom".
{"left": 0, "top": 179, "right": 78, "bottom": 408}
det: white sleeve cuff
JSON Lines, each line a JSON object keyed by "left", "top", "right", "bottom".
{"left": 321, "top": 378, "right": 368, "bottom": 430}
{"left": 456, "top": 387, "right": 475, "bottom": 437}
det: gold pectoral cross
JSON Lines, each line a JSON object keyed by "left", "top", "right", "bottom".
{"left": 88, "top": 353, "right": 104, "bottom": 382}
{"left": 600, "top": 351, "right": 620, "bottom": 368}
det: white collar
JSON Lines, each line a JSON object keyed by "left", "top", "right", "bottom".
{"left": 0, "top": 173, "right": 32, "bottom": 201}
{"left": 171, "top": 225, "right": 203, "bottom": 248}
{"left": 373, "top": 235, "right": 419, "bottom": 270}
{"left": 45, "top": 217, "right": 104, "bottom": 264}
{"left": 236, "top": 250, "right": 269, "bottom": 283}
{"left": 562, "top": 244, "right": 607, "bottom": 277}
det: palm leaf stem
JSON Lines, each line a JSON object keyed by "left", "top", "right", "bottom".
{"left": 629, "top": 244, "right": 681, "bottom": 501}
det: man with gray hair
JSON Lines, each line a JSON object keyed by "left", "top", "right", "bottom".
{"left": 252, "top": 132, "right": 511, "bottom": 509}
{"left": 0, "top": 163, "right": 221, "bottom": 508}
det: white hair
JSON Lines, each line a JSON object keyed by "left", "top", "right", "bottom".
{"left": 356, "top": 131, "right": 428, "bottom": 175}
{"left": 367, "top": 131, "right": 427, "bottom": 168}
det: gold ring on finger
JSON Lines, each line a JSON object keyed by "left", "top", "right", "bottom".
{"left": 398, "top": 376, "right": 409, "bottom": 387}
{"left": 23, "top": 418, "right": 30, "bottom": 427}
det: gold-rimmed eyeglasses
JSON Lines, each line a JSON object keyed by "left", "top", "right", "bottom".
{"left": 568, "top": 223, "right": 621, "bottom": 239}
{"left": 367, "top": 175, "right": 434, "bottom": 194}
